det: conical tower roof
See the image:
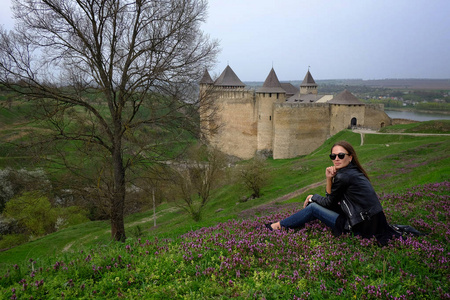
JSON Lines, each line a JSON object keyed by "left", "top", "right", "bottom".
{"left": 301, "top": 70, "right": 317, "bottom": 87}
{"left": 214, "top": 65, "right": 245, "bottom": 87}
{"left": 328, "top": 89, "right": 364, "bottom": 105}
{"left": 257, "top": 68, "right": 286, "bottom": 93}
{"left": 200, "top": 69, "right": 214, "bottom": 85}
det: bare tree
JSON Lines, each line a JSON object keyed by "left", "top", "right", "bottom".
{"left": 238, "top": 157, "right": 269, "bottom": 199}
{"left": 0, "top": 0, "right": 218, "bottom": 241}
{"left": 166, "top": 145, "right": 227, "bottom": 222}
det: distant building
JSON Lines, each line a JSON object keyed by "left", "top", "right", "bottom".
{"left": 200, "top": 66, "right": 391, "bottom": 159}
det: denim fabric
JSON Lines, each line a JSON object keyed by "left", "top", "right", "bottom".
{"left": 279, "top": 203, "right": 339, "bottom": 230}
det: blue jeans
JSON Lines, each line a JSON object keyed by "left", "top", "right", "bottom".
{"left": 280, "top": 203, "right": 339, "bottom": 230}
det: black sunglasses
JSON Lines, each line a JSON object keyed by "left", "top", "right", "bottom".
{"left": 329, "top": 153, "right": 350, "bottom": 160}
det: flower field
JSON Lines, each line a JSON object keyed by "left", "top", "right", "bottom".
{"left": 1, "top": 182, "right": 449, "bottom": 299}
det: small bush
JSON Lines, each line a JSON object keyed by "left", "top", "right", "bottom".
{"left": 4, "top": 192, "right": 58, "bottom": 236}
{"left": 238, "top": 157, "right": 270, "bottom": 198}
{"left": 0, "top": 234, "right": 28, "bottom": 250}
{"left": 54, "top": 206, "right": 90, "bottom": 230}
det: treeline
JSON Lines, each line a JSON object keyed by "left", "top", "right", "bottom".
{"left": 362, "top": 98, "right": 450, "bottom": 111}
{"left": 316, "top": 84, "right": 450, "bottom": 111}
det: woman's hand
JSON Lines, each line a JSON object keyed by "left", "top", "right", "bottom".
{"left": 326, "top": 166, "right": 337, "bottom": 179}
{"left": 303, "top": 194, "right": 313, "bottom": 208}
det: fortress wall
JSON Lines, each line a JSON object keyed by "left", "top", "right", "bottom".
{"left": 256, "top": 93, "right": 285, "bottom": 152}
{"left": 203, "top": 85, "right": 396, "bottom": 160}
{"left": 330, "top": 105, "right": 365, "bottom": 135}
{"left": 210, "top": 91, "right": 258, "bottom": 159}
{"left": 272, "top": 103, "right": 331, "bottom": 159}
{"left": 364, "top": 104, "right": 392, "bottom": 129}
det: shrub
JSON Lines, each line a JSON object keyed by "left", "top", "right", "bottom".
{"left": 166, "top": 145, "right": 228, "bottom": 221}
{"left": 0, "top": 234, "right": 28, "bottom": 250}
{"left": 238, "top": 157, "right": 270, "bottom": 198}
{"left": 0, "top": 168, "right": 51, "bottom": 214}
{"left": 3, "top": 192, "right": 58, "bottom": 236}
{"left": 54, "top": 206, "right": 90, "bottom": 230}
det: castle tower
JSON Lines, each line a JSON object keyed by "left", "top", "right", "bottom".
{"left": 255, "top": 68, "right": 286, "bottom": 153}
{"left": 199, "top": 69, "right": 214, "bottom": 98}
{"left": 300, "top": 70, "right": 318, "bottom": 95}
{"left": 200, "top": 69, "right": 214, "bottom": 86}
{"left": 328, "top": 89, "right": 365, "bottom": 135}
{"left": 201, "top": 65, "right": 257, "bottom": 159}
{"left": 199, "top": 69, "right": 216, "bottom": 140}
{"left": 214, "top": 65, "right": 246, "bottom": 89}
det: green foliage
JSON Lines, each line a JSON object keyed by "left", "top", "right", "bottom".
{"left": 363, "top": 98, "right": 404, "bottom": 108}
{"left": 55, "top": 206, "right": 90, "bottom": 230}
{"left": 4, "top": 192, "right": 57, "bottom": 236}
{"left": 415, "top": 101, "right": 450, "bottom": 111}
{"left": 0, "top": 234, "right": 28, "bottom": 250}
{"left": 0, "top": 168, "right": 52, "bottom": 214}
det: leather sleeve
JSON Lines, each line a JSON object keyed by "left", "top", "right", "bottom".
{"left": 311, "top": 172, "right": 350, "bottom": 208}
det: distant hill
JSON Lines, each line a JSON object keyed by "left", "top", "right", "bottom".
{"left": 318, "top": 79, "right": 450, "bottom": 90}
{"left": 245, "top": 79, "right": 450, "bottom": 90}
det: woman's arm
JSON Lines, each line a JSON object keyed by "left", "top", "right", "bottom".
{"left": 304, "top": 166, "right": 339, "bottom": 209}
{"left": 325, "top": 166, "right": 337, "bottom": 194}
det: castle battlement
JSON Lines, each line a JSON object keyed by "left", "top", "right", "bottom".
{"left": 275, "top": 102, "right": 330, "bottom": 109}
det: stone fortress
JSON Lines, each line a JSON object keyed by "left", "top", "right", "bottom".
{"left": 200, "top": 66, "right": 392, "bottom": 159}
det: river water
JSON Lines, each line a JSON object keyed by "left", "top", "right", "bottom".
{"left": 385, "top": 110, "right": 450, "bottom": 121}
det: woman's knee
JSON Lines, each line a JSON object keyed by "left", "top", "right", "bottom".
{"left": 307, "top": 202, "right": 321, "bottom": 210}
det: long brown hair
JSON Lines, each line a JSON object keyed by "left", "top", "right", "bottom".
{"left": 331, "top": 141, "right": 370, "bottom": 180}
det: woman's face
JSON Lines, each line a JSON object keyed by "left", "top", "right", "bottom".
{"left": 331, "top": 145, "right": 353, "bottom": 170}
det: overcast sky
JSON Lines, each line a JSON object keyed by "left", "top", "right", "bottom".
{"left": 1, "top": 0, "right": 449, "bottom": 81}
{"left": 202, "top": 0, "right": 450, "bottom": 81}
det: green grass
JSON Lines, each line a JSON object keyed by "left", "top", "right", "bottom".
{"left": 1, "top": 123, "right": 449, "bottom": 265}
{"left": 0, "top": 182, "right": 448, "bottom": 299}
{"left": 380, "top": 120, "right": 450, "bottom": 133}
{"left": 0, "top": 112, "right": 449, "bottom": 298}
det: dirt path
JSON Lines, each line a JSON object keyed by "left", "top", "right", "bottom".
{"left": 126, "top": 207, "right": 179, "bottom": 228}
{"left": 238, "top": 180, "right": 326, "bottom": 219}
{"left": 353, "top": 128, "right": 449, "bottom": 136}
{"left": 62, "top": 182, "right": 327, "bottom": 252}
{"left": 353, "top": 128, "right": 449, "bottom": 146}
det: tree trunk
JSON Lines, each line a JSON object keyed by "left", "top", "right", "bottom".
{"left": 111, "top": 139, "right": 126, "bottom": 242}
{"left": 153, "top": 188, "right": 156, "bottom": 227}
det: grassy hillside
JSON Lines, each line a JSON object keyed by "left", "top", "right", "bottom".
{"left": 380, "top": 120, "right": 450, "bottom": 134}
{"left": 1, "top": 130, "right": 449, "bottom": 259}
{"left": 1, "top": 181, "right": 448, "bottom": 299}
{"left": 0, "top": 117, "right": 449, "bottom": 298}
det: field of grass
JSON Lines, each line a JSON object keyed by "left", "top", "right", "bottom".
{"left": 0, "top": 124, "right": 449, "bottom": 298}
{"left": 1, "top": 99, "right": 450, "bottom": 298}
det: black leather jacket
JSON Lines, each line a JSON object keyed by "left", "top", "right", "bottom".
{"left": 311, "top": 162, "right": 383, "bottom": 228}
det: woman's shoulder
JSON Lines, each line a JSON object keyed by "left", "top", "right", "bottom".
{"left": 336, "top": 164, "right": 360, "bottom": 179}
{"left": 335, "top": 169, "right": 351, "bottom": 183}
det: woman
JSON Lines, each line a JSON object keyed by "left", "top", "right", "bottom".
{"left": 266, "top": 141, "right": 400, "bottom": 246}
